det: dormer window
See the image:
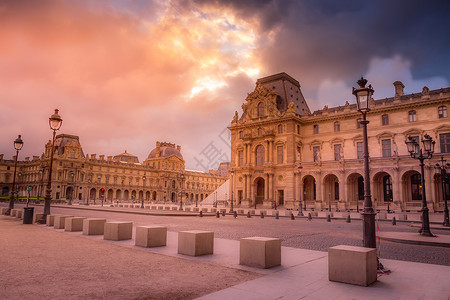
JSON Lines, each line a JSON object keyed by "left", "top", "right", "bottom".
{"left": 313, "top": 125, "right": 319, "bottom": 134}
{"left": 409, "top": 110, "right": 417, "bottom": 122}
{"left": 257, "top": 102, "right": 265, "bottom": 117}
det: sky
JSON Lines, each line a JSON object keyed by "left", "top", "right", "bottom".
{"left": 1, "top": 0, "right": 449, "bottom": 171}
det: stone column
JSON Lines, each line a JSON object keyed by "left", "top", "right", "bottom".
{"left": 293, "top": 173, "right": 297, "bottom": 208}
{"left": 265, "top": 173, "right": 270, "bottom": 201}
{"left": 269, "top": 141, "right": 273, "bottom": 163}
{"left": 425, "top": 166, "right": 433, "bottom": 212}
{"left": 269, "top": 174, "right": 273, "bottom": 201}
{"left": 244, "top": 144, "right": 247, "bottom": 165}
{"left": 265, "top": 141, "right": 269, "bottom": 164}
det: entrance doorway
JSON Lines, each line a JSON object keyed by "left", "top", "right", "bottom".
{"left": 255, "top": 178, "right": 265, "bottom": 204}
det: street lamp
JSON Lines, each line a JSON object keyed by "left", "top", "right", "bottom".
{"left": 7, "top": 135, "right": 24, "bottom": 215}
{"left": 69, "top": 171, "right": 74, "bottom": 205}
{"left": 37, "top": 168, "right": 43, "bottom": 204}
{"left": 141, "top": 175, "right": 146, "bottom": 208}
{"left": 435, "top": 156, "right": 450, "bottom": 227}
{"left": 229, "top": 169, "right": 235, "bottom": 213}
{"left": 405, "top": 134, "right": 435, "bottom": 236}
{"left": 43, "top": 109, "right": 62, "bottom": 220}
{"left": 177, "top": 173, "right": 185, "bottom": 210}
{"left": 352, "top": 77, "right": 377, "bottom": 248}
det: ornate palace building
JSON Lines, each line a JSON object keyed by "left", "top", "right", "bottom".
{"left": 0, "top": 137, "right": 227, "bottom": 204}
{"left": 229, "top": 72, "right": 450, "bottom": 212}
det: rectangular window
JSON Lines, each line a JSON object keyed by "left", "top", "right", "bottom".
{"left": 277, "top": 146, "right": 284, "bottom": 164}
{"left": 409, "top": 110, "right": 417, "bottom": 122}
{"left": 313, "top": 125, "right": 319, "bottom": 134}
{"left": 440, "top": 133, "right": 450, "bottom": 153}
{"left": 382, "top": 114, "right": 389, "bottom": 125}
{"left": 357, "top": 142, "right": 364, "bottom": 159}
{"left": 313, "top": 146, "right": 320, "bottom": 162}
{"left": 334, "top": 144, "right": 342, "bottom": 161}
{"left": 439, "top": 106, "right": 447, "bottom": 118}
{"left": 382, "top": 139, "right": 392, "bottom": 157}
{"left": 356, "top": 118, "right": 362, "bottom": 129}
{"left": 238, "top": 150, "right": 244, "bottom": 166}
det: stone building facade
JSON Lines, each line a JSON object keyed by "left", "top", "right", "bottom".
{"left": 0, "top": 137, "right": 226, "bottom": 204}
{"left": 229, "top": 72, "right": 450, "bottom": 212}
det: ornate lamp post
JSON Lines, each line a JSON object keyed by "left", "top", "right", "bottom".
{"left": 435, "top": 156, "right": 450, "bottom": 227}
{"left": 352, "top": 77, "right": 376, "bottom": 248}
{"left": 7, "top": 135, "right": 24, "bottom": 215}
{"left": 69, "top": 171, "right": 74, "bottom": 205}
{"left": 229, "top": 169, "right": 234, "bottom": 213}
{"left": 405, "top": 134, "right": 435, "bottom": 236}
{"left": 177, "top": 173, "right": 185, "bottom": 210}
{"left": 141, "top": 174, "right": 146, "bottom": 208}
{"left": 37, "top": 168, "right": 43, "bottom": 204}
{"left": 42, "top": 109, "right": 62, "bottom": 219}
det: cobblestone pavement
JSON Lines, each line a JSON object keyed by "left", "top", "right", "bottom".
{"left": 43, "top": 205, "right": 450, "bottom": 266}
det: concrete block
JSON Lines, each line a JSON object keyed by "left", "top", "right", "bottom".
{"left": 171, "top": 207, "right": 178, "bottom": 211}
{"left": 158, "top": 206, "right": 164, "bottom": 210}
{"left": 1, "top": 207, "right": 8, "bottom": 215}
{"left": 333, "top": 212, "right": 349, "bottom": 218}
{"left": 328, "top": 245, "right": 377, "bottom": 286}
{"left": 193, "top": 207, "right": 199, "bottom": 212}
{"left": 376, "top": 212, "right": 387, "bottom": 219}
{"left": 349, "top": 212, "right": 362, "bottom": 219}
{"left": 151, "top": 206, "right": 157, "bottom": 210}
{"left": 406, "top": 214, "right": 421, "bottom": 222}
{"left": 83, "top": 218, "right": 107, "bottom": 235}
{"left": 184, "top": 207, "right": 191, "bottom": 212}
{"left": 54, "top": 215, "right": 73, "bottom": 229}
{"left": 10, "top": 209, "right": 17, "bottom": 217}
{"left": 284, "top": 210, "right": 293, "bottom": 216}
{"left": 164, "top": 206, "right": 171, "bottom": 210}
{"left": 64, "top": 217, "right": 86, "bottom": 232}
{"left": 318, "top": 212, "right": 333, "bottom": 218}
{"left": 178, "top": 230, "right": 214, "bottom": 256}
{"left": 33, "top": 213, "right": 45, "bottom": 223}
{"left": 211, "top": 208, "right": 217, "bottom": 213}
{"left": 201, "top": 208, "right": 208, "bottom": 212}
{"left": 306, "top": 211, "right": 318, "bottom": 217}
{"left": 104, "top": 221, "right": 133, "bottom": 241}
{"left": 16, "top": 210, "right": 23, "bottom": 219}
{"left": 386, "top": 213, "right": 406, "bottom": 221}
{"left": 240, "top": 237, "right": 281, "bottom": 269}
{"left": 46, "top": 214, "right": 59, "bottom": 226}
{"left": 135, "top": 226, "right": 167, "bottom": 247}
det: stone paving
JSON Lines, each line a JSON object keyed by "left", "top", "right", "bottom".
{"left": 1, "top": 206, "right": 449, "bottom": 299}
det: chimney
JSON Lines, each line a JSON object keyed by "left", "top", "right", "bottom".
{"left": 99, "top": 155, "right": 104, "bottom": 161}
{"left": 91, "top": 154, "right": 96, "bottom": 160}
{"left": 25, "top": 157, "right": 30, "bottom": 162}
{"left": 0, "top": 154, "right": 3, "bottom": 160}
{"left": 107, "top": 156, "right": 112, "bottom": 161}
{"left": 393, "top": 81, "right": 405, "bottom": 98}
{"left": 177, "top": 145, "right": 181, "bottom": 151}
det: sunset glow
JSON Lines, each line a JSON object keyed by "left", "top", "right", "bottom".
{"left": 0, "top": 0, "right": 448, "bottom": 170}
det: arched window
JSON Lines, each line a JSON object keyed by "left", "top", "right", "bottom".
{"left": 258, "top": 102, "right": 265, "bottom": 117}
{"left": 256, "top": 145, "right": 265, "bottom": 166}
{"left": 438, "top": 106, "right": 447, "bottom": 118}
{"left": 239, "top": 131, "right": 243, "bottom": 138}
{"left": 258, "top": 128, "right": 263, "bottom": 136}
{"left": 172, "top": 180, "right": 176, "bottom": 188}
{"left": 278, "top": 124, "right": 283, "bottom": 134}
{"left": 334, "top": 121, "right": 340, "bottom": 132}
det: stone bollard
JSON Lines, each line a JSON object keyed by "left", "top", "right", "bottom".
{"left": 275, "top": 211, "right": 279, "bottom": 219}
{"left": 216, "top": 211, "right": 220, "bottom": 218}
{"left": 291, "top": 213, "right": 295, "bottom": 220}
{"left": 233, "top": 211, "right": 237, "bottom": 218}
{"left": 392, "top": 217, "right": 396, "bottom": 225}
{"left": 346, "top": 215, "right": 351, "bottom": 223}
{"left": 308, "top": 212, "right": 312, "bottom": 221}
{"left": 327, "top": 214, "right": 331, "bottom": 222}
{"left": 199, "top": 211, "right": 203, "bottom": 217}
{"left": 261, "top": 212, "right": 264, "bottom": 219}
{"left": 222, "top": 210, "right": 226, "bottom": 217}
{"left": 247, "top": 211, "right": 251, "bottom": 218}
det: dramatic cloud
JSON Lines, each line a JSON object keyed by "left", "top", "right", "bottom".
{"left": 0, "top": 0, "right": 449, "bottom": 170}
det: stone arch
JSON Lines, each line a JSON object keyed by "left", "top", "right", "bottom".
{"left": 373, "top": 171, "right": 393, "bottom": 204}
{"left": 302, "top": 174, "right": 317, "bottom": 202}
{"left": 145, "top": 191, "right": 151, "bottom": 200}
{"left": 401, "top": 170, "right": 422, "bottom": 203}
{"left": 323, "top": 174, "right": 340, "bottom": 203}
{"left": 253, "top": 177, "right": 265, "bottom": 206}
{"left": 107, "top": 189, "right": 113, "bottom": 201}
{"left": 116, "top": 189, "right": 122, "bottom": 201}
{"left": 138, "top": 190, "right": 144, "bottom": 200}
{"left": 346, "top": 172, "right": 364, "bottom": 205}
{"left": 124, "top": 190, "right": 129, "bottom": 201}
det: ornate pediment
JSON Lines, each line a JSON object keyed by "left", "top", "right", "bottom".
{"left": 238, "top": 84, "right": 282, "bottom": 123}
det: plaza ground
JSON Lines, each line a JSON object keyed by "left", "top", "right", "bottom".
{"left": 1, "top": 203, "right": 449, "bottom": 299}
